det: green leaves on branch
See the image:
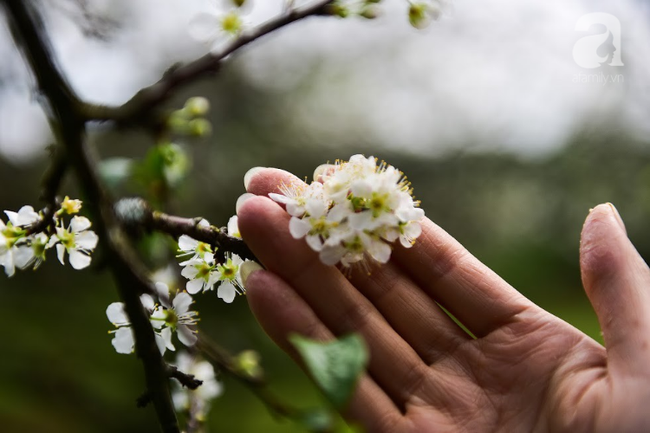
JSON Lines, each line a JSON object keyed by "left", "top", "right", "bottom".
{"left": 290, "top": 333, "right": 369, "bottom": 410}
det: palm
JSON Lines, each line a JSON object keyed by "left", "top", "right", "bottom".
{"left": 238, "top": 168, "right": 650, "bottom": 433}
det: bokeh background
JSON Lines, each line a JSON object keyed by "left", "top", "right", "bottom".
{"left": 1, "top": 0, "right": 650, "bottom": 431}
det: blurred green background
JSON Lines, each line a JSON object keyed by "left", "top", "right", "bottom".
{"left": 2, "top": 0, "right": 650, "bottom": 432}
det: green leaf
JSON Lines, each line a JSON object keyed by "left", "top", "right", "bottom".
{"left": 289, "top": 333, "right": 369, "bottom": 410}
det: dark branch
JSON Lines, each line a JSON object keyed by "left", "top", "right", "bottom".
{"left": 114, "top": 197, "right": 256, "bottom": 262}
{"left": 2, "top": 2, "right": 180, "bottom": 431}
{"left": 168, "top": 366, "right": 203, "bottom": 390}
{"left": 82, "top": 0, "right": 334, "bottom": 126}
{"left": 25, "top": 147, "right": 68, "bottom": 236}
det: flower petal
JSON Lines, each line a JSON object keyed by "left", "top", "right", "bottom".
{"left": 178, "top": 235, "right": 198, "bottom": 252}
{"left": 70, "top": 216, "right": 92, "bottom": 233}
{"left": 186, "top": 278, "right": 204, "bottom": 295}
{"left": 14, "top": 246, "right": 34, "bottom": 269}
{"left": 188, "top": 12, "right": 221, "bottom": 43}
{"left": 289, "top": 217, "right": 310, "bottom": 239}
{"left": 56, "top": 244, "right": 66, "bottom": 265}
{"left": 69, "top": 250, "right": 92, "bottom": 270}
{"left": 107, "top": 302, "right": 129, "bottom": 324}
{"left": 217, "top": 281, "right": 237, "bottom": 303}
{"left": 319, "top": 246, "right": 346, "bottom": 266}
{"left": 75, "top": 230, "right": 99, "bottom": 250}
{"left": 112, "top": 327, "right": 134, "bottom": 354}
{"left": 173, "top": 292, "right": 193, "bottom": 314}
{"left": 161, "top": 327, "right": 175, "bottom": 352}
{"left": 178, "top": 325, "right": 198, "bottom": 347}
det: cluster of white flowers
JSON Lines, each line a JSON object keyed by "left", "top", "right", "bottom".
{"left": 106, "top": 282, "right": 199, "bottom": 355}
{"left": 270, "top": 154, "right": 424, "bottom": 268}
{"left": 177, "top": 217, "right": 249, "bottom": 303}
{"left": 172, "top": 352, "right": 223, "bottom": 420}
{"left": 0, "top": 197, "right": 98, "bottom": 277}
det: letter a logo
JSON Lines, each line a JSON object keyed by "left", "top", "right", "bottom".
{"left": 573, "top": 13, "right": 624, "bottom": 69}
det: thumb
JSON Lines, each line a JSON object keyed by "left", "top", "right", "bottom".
{"left": 580, "top": 203, "right": 650, "bottom": 374}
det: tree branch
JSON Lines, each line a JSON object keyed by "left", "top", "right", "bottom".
{"left": 114, "top": 197, "right": 256, "bottom": 262}
{"left": 82, "top": 0, "right": 334, "bottom": 127}
{"left": 2, "top": 2, "right": 180, "bottom": 431}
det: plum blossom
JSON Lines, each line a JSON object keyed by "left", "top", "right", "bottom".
{"left": 268, "top": 154, "right": 425, "bottom": 268}
{"left": 106, "top": 294, "right": 173, "bottom": 355}
{"left": 49, "top": 216, "right": 99, "bottom": 270}
{"left": 215, "top": 253, "right": 245, "bottom": 303}
{"left": 150, "top": 284, "right": 199, "bottom": 348}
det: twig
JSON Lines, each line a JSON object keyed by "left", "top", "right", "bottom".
{"left": 168, "top": 365, "right": 203, "bottom": 390}
{"left": 2, "top": 2, "right": 180, "bottom": 432}
{"left": 197, "top": 336, "right": 299, "bottom": 420}
{"left": 113, "top": 197, "right": 256, "bottom": 262}
{"left": 81, "top": 0, "right": 334, "bottom": 126}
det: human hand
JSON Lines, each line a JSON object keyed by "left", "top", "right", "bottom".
{"left": 237, "top": 168, "right": 650, "bottom": 433}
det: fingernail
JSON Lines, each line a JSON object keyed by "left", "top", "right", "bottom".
{"left": 236, "top": 193, "right": 256, "bottom": 214}
{"left": 606, "top": 202, "right": 627, "bottom": 234}
{"left": 244, "top": 167, "right": 265, "bottom": 190}
{"left": 240, "top": 261, "right": 264, "bottom": 288}
{"left": 313, "top": 163, "right": 334, "bottom": 183}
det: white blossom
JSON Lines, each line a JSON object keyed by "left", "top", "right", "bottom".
{"left": 49, "top": 216, "right": 99, "bottom": 270}
{"left": 106, "top": 294, "right": 172, "bottom": 355}
{"left": 268, "top": 154, "right": 425, "bottom": 268}
{"left": 151, "top": 284, "right": 199, "bottom": 349}
{"left": 0, "top": 218, "right": 35, "bottom": 277}
{"left": 4, "top": 205, "right": 39, "bottom": 227}
{"left": 215, "top": 253, "right": 245, "bottom": 303}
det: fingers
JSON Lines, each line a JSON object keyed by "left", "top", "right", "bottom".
{"left": 580, "top": 203, "right": 650, "bottom": 374}
{"left": 238, "top": 196, "right": 428, "bottom": 407}
{"left": 245, "top": 167, "right": 471, "bottom": 363}
{"left": 244, "top": 268, "right": 402, "bottom": 430}
{"left": 391, "top": 219, "right": 535, "bottom": 338}
{"left": 244, "top": 166, "right": 533, "bottom": 339}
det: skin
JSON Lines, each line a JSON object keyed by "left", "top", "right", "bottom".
{"left": 237, "top": 167, "right": 650, "bottom": 433}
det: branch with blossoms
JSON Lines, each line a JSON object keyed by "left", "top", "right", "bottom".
{"left": 1, "top": 0, "right": 446, "bottom": 431}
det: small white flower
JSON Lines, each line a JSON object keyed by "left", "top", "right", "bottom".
{"left": 106, "top": 294, "right": 171, "bottom": 355}
{"left": 215, "top": 253, "right": 245, "bottom": 303}
{"left": 189, "top": 4, "right": 246, "bottom": 54}
{"left": 172, "top": 351, "right": 223, "bottom": 418}
{"left": 181, "top": 257, "right": 221, "bottom": 294}
{"left": 0, "top": 219, "right": 32, "bottom": 277}
{"left": 49, "top": 216, "right": 99, "bottom": 270}
{"left": 151, "top": 287, "right": 199, "bottom": 349}
{"left": 4, "top": 205, "right": 40, "bottom": 228}
{"left": 177, "top": 219, "right": 213, "bottom": 264}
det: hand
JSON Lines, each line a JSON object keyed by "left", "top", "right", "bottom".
{"left": 237, "top": 168, "right": 650, "bottom": 433}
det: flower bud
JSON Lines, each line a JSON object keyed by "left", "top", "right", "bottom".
{"left": 184, "top": 97, "right": 210, "bottom": 117}
{"left": 188, "top": 118, "right": 213, "bottom": 137}
{"left": 360, "top": 5, "right": 380, "bottom": 19}
{"left": 235, "top": 350, "right": 263, "bottom": 380}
